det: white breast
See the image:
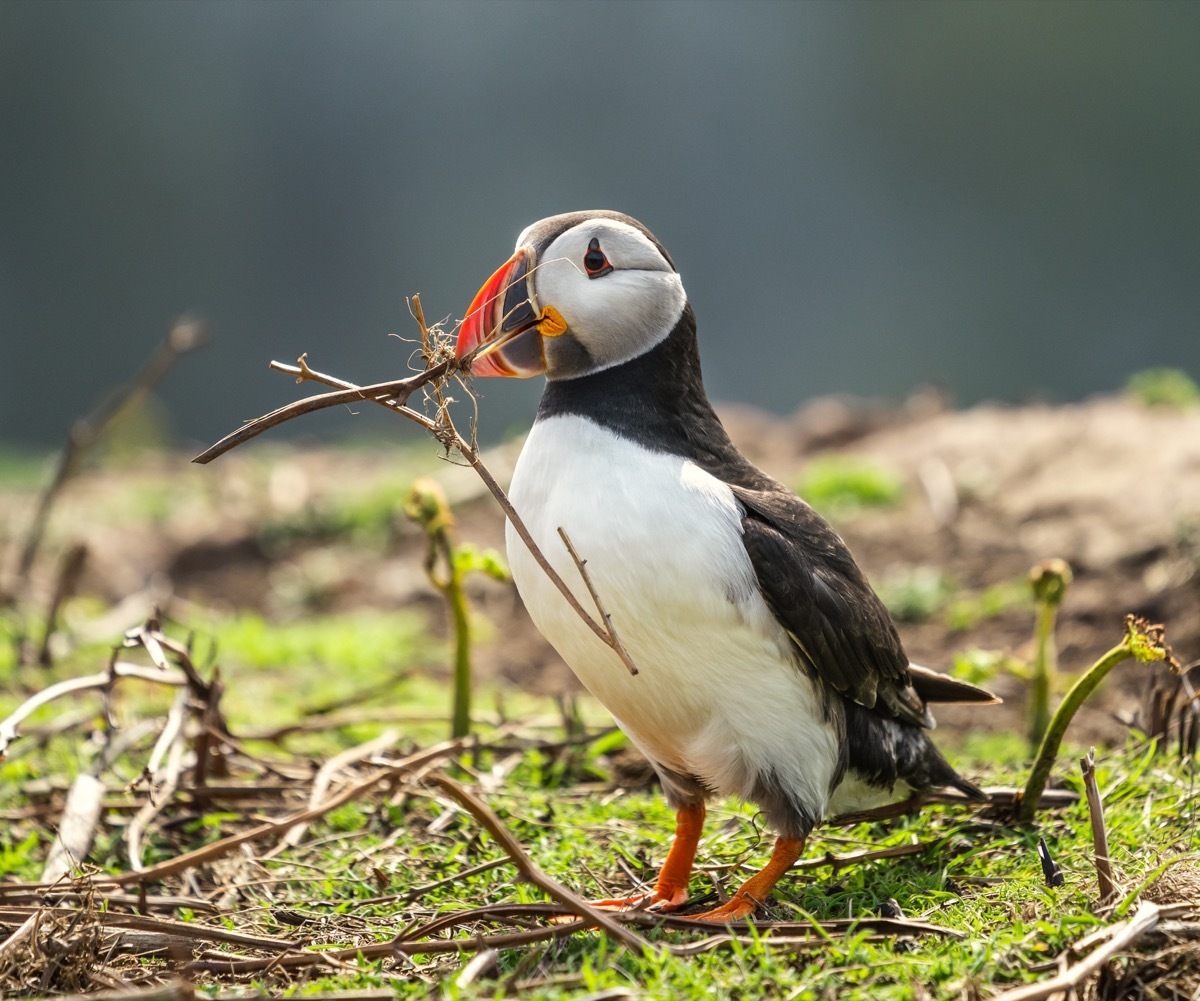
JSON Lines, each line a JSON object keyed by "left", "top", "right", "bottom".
{"left": 506, "top": 415, "right": 840, "bottom": 815}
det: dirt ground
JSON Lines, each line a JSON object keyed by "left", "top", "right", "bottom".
{"left": 6, "top": 390, "right": 1199, "bottom": 749}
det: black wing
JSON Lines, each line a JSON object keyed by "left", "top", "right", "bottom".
{"left": 731, "top": 483, "right": 931, "bottom": 728}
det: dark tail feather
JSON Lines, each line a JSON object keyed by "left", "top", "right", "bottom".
{"left": 945, "top": 771, "right": 989, "bottom": 802}
{"left": 916, "top": 739, "right": 984, "bottom": 801}
{"left": 909, "top": 663, "right": 1001, "bottom": 705}
{"left": 847, "top": 700, "right": 991, "bottom": 803}
{"left": 913, "top": 732, "right": 990, "bottom": 802}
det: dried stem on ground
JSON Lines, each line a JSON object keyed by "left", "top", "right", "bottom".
{"left": 41, "top": 775, "right": 106, "bottom": 884}
{"left": 273, "top": 728, "right": 401, "bottom": 852}
{"left": 178, "top": 904, "right": 963, "bottom": 978}
{"left": 0, "top": 906, "right": 303, "bottom": 952}
{"left": 0, "top": 739, "right": 464, "bottom": 896}
{"left": 829, "top": 786, "right": 1077, "bottom": 827}
{"left": 0, "top": 661, "right": 190, "bottom": 760}
{"left": 39, "top": 984, "right": 196, "bottom": 1001}
{"left": 988, "top": 901, "right": 1171, "bottom": 1001}
{"left": 426, "top": 773, "right": 655, "bottom": 955}
{"left": 1080, "top": 748, "right": 1118, "bottom": 903}
{"left": 125, "top": 689, "right": 189, "bottom": 872}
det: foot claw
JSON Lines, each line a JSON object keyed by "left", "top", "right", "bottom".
{"left": 684, "top": 894, "right": 759, "bottom": 922}
{"left": 562, "top": 885, "right": 689, "bottom": 917}
{"left": 585, "top": 893, "right": 653, "bottom": 912}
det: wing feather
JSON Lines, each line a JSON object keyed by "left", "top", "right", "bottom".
{"left": 732, "top": 483, "right": 930, "bottom": 728}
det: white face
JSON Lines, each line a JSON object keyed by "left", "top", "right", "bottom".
{"left": 520, "top": 218, "right": 687, "bottom": 380}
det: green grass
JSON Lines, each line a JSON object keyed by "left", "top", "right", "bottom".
{"left": 1126, "top": 367, "right": 1200, "bottom": 408}
{"left": 945, "top": 579, "right": 1030, "bottom": 631}
{"left": 4, "top": 640, "right": 1196, "bottom": 999}
{"left": 796, "top": 456, "right": 906, "bottom": 520}
{"left": 258, "top": 477, "right": 415, "bottom": 550}
{"left": 878, "top": 566, "right": 957, "bottom": 623}
{"left": 0, "top": 445, "right": 53, "bottom": 491}
{"left": 443, "top": 740, "right": 1185, "bottom": 997}
{"left": 184, "top": 733, "right": 1195, "bottom": 999}
{"left": 876, "top": 570, "right": 1030, "bottom": 630}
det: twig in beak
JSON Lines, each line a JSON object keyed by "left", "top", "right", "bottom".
{"left": 194, "top": 318, "right": 641, "bottom": 679}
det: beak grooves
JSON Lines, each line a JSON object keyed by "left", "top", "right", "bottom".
{"left": 455, "top": 249, "right": 549, "bottom": 378}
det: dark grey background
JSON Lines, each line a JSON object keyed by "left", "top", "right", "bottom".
{"left": 2, "top": 1, "right": 1197, "bottom": 450}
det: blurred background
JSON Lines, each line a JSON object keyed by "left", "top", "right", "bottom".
{"left": 2, "top": 0, "right": 1198, "bottom": 451}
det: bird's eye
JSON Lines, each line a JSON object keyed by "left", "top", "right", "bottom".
{"left": 583, "top": 238, "right": 613, "bottom": 279}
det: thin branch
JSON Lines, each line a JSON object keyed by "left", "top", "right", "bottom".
{"left": 426, "top": 773, "right": 655, "bottom": 956}
{"left": 127, "top": 620, "right": 212, "bottom": 697}
{"left": 196, "top": 348, "right": 641, "bottom": 676}
{"left": 182, "top": 901, "right": 962, "bottom": 976}
{"left": 8, "top": 318, "right": 208, "bottom": 601}
{"left": 184, "top": 920, "right": 593, "bottom": 976}
{"left": 126, "top": 689, "right": 189, "bottom": 871}
{"left": 557, "top": 528, "right": 638, "bottom": 676}
{"left": 0, "top": 890, "right": 218, "bottom": 912}
{"left": 988, "top": 902, "right": 1163, "bottom": 1001}
{"left": 32, "top": 983, "right": 195, "bottom": 1001}
{"left": 452, "top": 441, "right": 635, "bottom": 669}
{"left": 191, "top": 358, "right": 449, "bottom": 463}
{"left": 141, "top": 687, "right": 189, "bottom": 785}
{"left": 0, "top": 906, "right": 301, "bottom": 951}
{"left": 0, "top": 662, "right": 190, "bottom": 759}
{"left": 829, "top": 786, "right": 1077, "bottom": 826}
{"left": 35, "top": 542, "right": 88, "bottom": 666}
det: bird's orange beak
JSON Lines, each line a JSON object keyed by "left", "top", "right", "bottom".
{"left": 455, "top": 249, "right": 543, "bottom": 378}
{"left": 455, "top": 250, "right": 568, "bottom": 378}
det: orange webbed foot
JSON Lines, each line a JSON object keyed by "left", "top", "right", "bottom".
{"left": 683, "top": 892, "right": 760, "bottom": 922}
{"left": 546, "top": 885, "right": 689, "bottom": 924}
{"left": 551, "top": 802, "right": 706, "bottom": 923}
{"left": 684, "top": 835, "right": 805, "bottom": 923}
{"left": 587, "top": 884, "right": 690, "bottom": 913}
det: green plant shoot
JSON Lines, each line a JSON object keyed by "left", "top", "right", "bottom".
{"left": 1018, "top": 615, "right": 1177, "bottom": 824}
{"left": 1027, "top": 558, "right": 1072, "bottom": 748}
{"left": 404, "top": 478, "right": 508, "bottom": 739}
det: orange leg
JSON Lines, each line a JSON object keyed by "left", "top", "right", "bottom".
{"left": 687, "top": 836, "right": 805, "bottom": 922}
{"left": 590, "top": 801, "right": 706, "bottom": 912}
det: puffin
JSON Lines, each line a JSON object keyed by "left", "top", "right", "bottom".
{"left": 453, "top": 210, "right": 996, "bottom": 922}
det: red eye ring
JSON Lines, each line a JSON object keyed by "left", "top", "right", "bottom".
{"left": 584, "top": 238, "right": 613, "bottom": 278}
